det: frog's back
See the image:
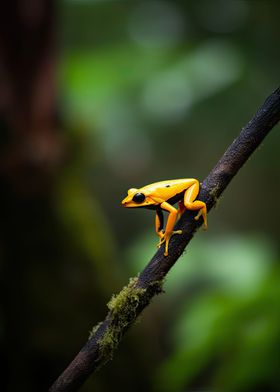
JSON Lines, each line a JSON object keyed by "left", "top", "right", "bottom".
{"left": 139, "top": 178, "right": 197, "bottom": 204}
{"left": 141, "top": 179, "right": 195, "bottom": 193}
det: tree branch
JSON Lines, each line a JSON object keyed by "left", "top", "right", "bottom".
{"left": 49, "top": 87, "right": 280, "bottom": 392}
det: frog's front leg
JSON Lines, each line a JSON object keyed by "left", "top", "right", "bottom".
{"left": 160, "top": 202, "right": 182, "bottom": 256}
{"left": 155, "top": 209, "right": 165, "bottom": 247}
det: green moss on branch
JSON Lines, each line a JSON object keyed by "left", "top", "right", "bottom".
{"left": 94, "top": 276, "right": 163, "bottom": 365}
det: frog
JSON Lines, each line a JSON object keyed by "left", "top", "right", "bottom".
{"left": 121, "top": 178, "right": 207, "bottom": 256}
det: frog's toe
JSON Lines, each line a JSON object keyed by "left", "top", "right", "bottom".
{"left": 157, "top": 235, "right": 166, "bottom": 248}
{"left": 160, "top": 230, "right": 183, "bottom": 255}
{"left": 194, "top": 209, "right": 208, "bottom": 230}
{"left": 173, "top": 230, "right": 182, "bottom": 235}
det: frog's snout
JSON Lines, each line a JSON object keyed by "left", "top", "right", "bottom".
{"left": 121, "top": 196, "right": 130, "bottom": 206}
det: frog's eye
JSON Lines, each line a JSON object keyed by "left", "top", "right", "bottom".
{"left": 132, "top": 192, "right": 145, "bottom": 203}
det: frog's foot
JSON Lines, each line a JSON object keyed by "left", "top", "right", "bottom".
{"left": 157, "top": 230, "right": 182, "bottom": 256}
{"left": 194, "top": 208, "right": 208, "bottom": 230}
{"left": 156, "top": 230, "right": 165, "bottom": 248}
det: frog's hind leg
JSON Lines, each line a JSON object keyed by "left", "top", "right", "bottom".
{"left": 184, "top": 181, "right": 207, "bottom": 229}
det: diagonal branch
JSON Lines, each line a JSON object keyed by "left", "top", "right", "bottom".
{"left": 49, "top": 87, "right": 280, "bottom": 392}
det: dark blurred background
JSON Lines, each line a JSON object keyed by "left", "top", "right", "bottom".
{"left": 0, "top": 1, "right": 280, "bottom": 391}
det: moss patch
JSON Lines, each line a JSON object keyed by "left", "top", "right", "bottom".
{"left": 107, "top": 277, "right": 145, "bottom": 313}
{"left": 95, "top": 276, "right": 162, "bottom": 365}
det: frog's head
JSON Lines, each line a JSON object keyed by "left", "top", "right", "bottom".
{"left": 121, "top": 188, "right": 155, "bottom": 208}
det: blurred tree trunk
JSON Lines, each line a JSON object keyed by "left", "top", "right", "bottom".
{"left": 0, "top": 0, "right": 62, "bottom": 192}
{"left": 0, "top": 1, "right": 63, "bottom": 390}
